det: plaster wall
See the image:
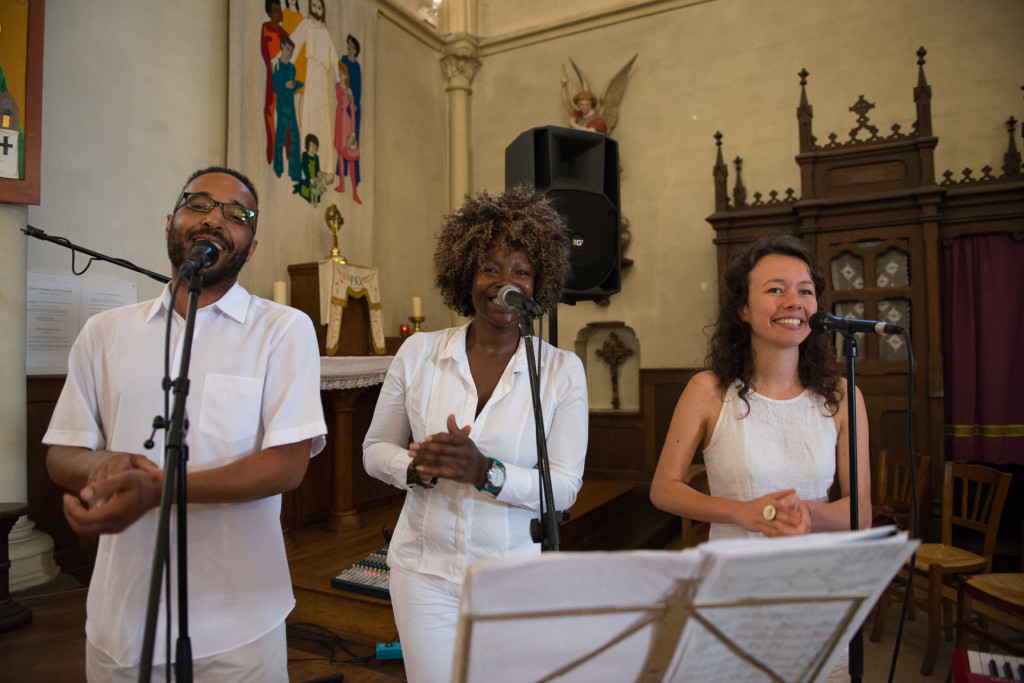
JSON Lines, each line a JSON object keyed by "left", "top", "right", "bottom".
{"left": 470, "top": 0, "right": 1024, "bottom": 367}
{"left": 369, "top": 14, "right": 449, "bottom": 328}
{"left": 26, "top": 0, "right": 230, "bottom": 305}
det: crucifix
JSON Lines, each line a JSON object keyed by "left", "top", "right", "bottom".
{"left": 595, "top": 331, "right": 634, "bottom": 409}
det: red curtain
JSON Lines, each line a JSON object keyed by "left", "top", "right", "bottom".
{"left": 940, "top": 233, "right": 1024, "bottom": 464}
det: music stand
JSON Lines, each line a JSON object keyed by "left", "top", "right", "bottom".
{"left": 453, "top": 529, "right": 918, "bottom": 682}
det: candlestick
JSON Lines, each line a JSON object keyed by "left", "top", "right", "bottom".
{"left": 412, "top": 296, "right": 423, "bottom": 318}
{"left": 273, "top": 281, "right": 287, "bottom": 305}
{"left": 409, "top": 316, "right": 425, "bottom": 334}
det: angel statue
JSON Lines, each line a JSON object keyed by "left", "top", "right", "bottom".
{"left": 560, "top": 54, "right": 637, "bottom": 135}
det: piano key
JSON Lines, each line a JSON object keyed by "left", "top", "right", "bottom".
{"left": 969, "top": 650, "right": 985, "bottom": 675}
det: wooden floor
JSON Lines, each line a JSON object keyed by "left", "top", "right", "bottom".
{"left": 0, "top": 480, "right": 649, "bottom": 682}
{"left": 0, "top": 582, "right": 408, "bottom": 683}
{"left": 3, "top": 480, "right": 985, "bottom": 682}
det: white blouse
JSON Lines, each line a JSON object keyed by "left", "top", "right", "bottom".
{"left": 363, "top": 322, "right": 589, "bottom": 583}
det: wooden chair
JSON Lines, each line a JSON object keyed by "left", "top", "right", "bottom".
{"left": 872, "top": 450, "right": 930, "bottom": 534}
{"left": 869, "top": 461, "right": 1012, "bottom": 675}
{"left": 955, "top": 573, "right": 1024, "bottom": 659}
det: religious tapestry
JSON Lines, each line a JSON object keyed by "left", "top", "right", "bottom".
{"left": 228, "top": 0, "right": 375, "bottom": 267}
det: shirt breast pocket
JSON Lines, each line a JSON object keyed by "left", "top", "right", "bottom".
{"left": 198, "top": 374, "right": 264, "bottom": 443}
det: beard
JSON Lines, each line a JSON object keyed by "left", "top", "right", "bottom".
{"left": 167, "top": 229, "right": 251, "bottom": 289}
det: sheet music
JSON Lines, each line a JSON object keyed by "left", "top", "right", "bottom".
{"left": 454, "top": 530, "right": 918, "bottom": 683}
{"left": 668, "top": 532, "right": 915, "bottom": 681}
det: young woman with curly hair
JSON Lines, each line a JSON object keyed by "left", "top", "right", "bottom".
{"left": 363, "top": 186, "right": 588, "bottom": 683}
{"left": 650, "top": 233, "right": 871, "bottom": 541}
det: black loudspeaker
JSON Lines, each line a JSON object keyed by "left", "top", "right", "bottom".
{"left": 505, "top": 127, "right": 621, "bottom": 302}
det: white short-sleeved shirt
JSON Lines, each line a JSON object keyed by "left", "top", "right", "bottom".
{"left": 362, "top": 322, "right": 588, "bottom": 583}
{"left": 43, "top": 283, "right": 327, "bottom": 667}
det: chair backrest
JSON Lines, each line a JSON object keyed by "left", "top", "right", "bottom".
{"left": 941, "top": 461, "right": 1013, "bottom": 568}
{"left": 875, "top": 450, "right": 930, "bottom": 535}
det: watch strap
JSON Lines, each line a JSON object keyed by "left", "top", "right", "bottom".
{"left": 475, "top": 457, "right": 505, "bottom": 496}
{"left": 406, "top": 460, "right": 437, "bottom": 489}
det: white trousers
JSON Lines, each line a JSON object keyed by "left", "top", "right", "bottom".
{"left": 85, "top": 619, "right": 288, "bottom": 683}
{"left": 389, "top": 563, "right": 463, "bottom": 683}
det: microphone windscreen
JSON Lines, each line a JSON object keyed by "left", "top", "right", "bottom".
{"left": 808, "top": 311, "right": 831, "bottom": 333}
{"left": 189, "top": 240, "right": 220, "bottom": 269}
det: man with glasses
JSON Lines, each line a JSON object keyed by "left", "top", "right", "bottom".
{"left": 44, "top": 167, "right": 327, "bottom": 682}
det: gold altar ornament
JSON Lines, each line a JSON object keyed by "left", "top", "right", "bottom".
{"left": 325, "top": 204, "right": 347, "bottom": 264}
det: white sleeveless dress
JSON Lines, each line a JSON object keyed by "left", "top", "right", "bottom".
{"left": 702, "top": 382, "right": 851, "bottom": 681}
{"left": 703, "top": 382, "right": 838, "bottom": 541}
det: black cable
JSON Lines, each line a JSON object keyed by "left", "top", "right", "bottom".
{"left": 887, "top": 329, "right": 918, "bottom": 683}
{"left": 285, "top": 622, "right": 376, "bottom": 664}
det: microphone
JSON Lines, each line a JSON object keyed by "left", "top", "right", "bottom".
{"left": 496, "top": 284, "right": 542, "bottom": 316}
{"left": 181, "top": 239, "right": 219, "bottom": 274}
{"left": 809, "top": 311, "right": 903, "bottom": 335}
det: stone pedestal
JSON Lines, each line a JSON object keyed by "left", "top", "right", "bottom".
{"left": 0, "top": 503, "right": 32, "bottom": 633}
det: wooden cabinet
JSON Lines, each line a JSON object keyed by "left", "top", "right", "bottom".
{"left": 706, "top": 50, "right": 1024, "bottom": 536}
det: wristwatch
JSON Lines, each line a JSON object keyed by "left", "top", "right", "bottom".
{"left": 476, "top": 457, "right": 506, "bottom": 497}
{"left": 406, "top": 460, "right": 437, "bottom": 489}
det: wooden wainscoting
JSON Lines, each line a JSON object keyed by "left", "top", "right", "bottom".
{"left": 585, "top": 368, "right": 701, "bottom": 482}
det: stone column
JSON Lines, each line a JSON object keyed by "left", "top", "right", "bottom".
{"left": 0, "top": 204, "right": 58, "bottom": 590}
{"left": 440, "top": 34, "right": 481, "bottom": 212}
{"left": 438, "top": 0, "right": 480, "bottom": 211}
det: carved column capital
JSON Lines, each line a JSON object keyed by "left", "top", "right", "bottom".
{"left": 440, "top": 33, "right": 481, "bottom": 90}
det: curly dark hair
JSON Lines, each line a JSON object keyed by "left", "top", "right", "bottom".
{"left": 433, "top": 186, "right": 572, "bottom": 317}
{"left": 707, "top": 233, "right": 841, "bottom": 415}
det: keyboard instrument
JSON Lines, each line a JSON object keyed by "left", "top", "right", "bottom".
{"left": 953, "top": 648, "right": 1024, "bottom": 682}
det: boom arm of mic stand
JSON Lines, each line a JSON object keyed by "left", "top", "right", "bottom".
{"left": 23, "top": 224, "right": 170, "bottom": 284}
{"left": 519, "top": 315, "right": 561, "bottom": 552}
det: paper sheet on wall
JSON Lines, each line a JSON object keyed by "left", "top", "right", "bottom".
{"left": 27, "top": 271, "right": 136, "bottom": 375}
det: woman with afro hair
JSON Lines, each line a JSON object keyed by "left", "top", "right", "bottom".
{"left": 650, "top": 233, "right": 871, "bottom": 541}
{"left": 363, "top": 185, "right": 589, "bottom": 683}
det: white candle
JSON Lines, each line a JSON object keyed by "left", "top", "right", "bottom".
{"left": 412, "top": 296, "right": 422, "bottom": 318}
{"left": 273, "top": 281, "right": 287, "bottom": 305}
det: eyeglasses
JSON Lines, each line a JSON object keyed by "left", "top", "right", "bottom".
{"left": 175, "top": 192, "right": 257, "bottom": 231}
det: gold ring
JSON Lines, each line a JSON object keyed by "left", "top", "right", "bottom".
{"left": 762, "top": 504, "right": 777, "bottom": 521}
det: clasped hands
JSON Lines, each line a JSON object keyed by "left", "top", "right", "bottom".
{"left": 408, "top": 414, "right": 489, "bottom": 488}
{"left": 63, "top": 452, "right": 163, "bottom": 536}
{"left": 747, "top": 489, "right": 811, "bottom": 537}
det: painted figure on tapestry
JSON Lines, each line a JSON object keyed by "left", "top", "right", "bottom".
{"left": 261, "top": 0, "right": 290, "bottom": 164}
{"left": 282, "top": 0, "right": 303, "bottom": 32}
{"left": 334, "top": 61, "right": 361, "bottom": 203}
{"left": 340, "top": 34, "right": 362, "bottom": 186}
{"left": 295, "top": 133, "right": 321, "bottom": 203}
{"left": 289, "top": 0, "right": 341, "bottom": 183}
{"left": 294, "top": 133, "right": 333, "bottom": 207}
{"left": 273, "top": 37, "right": 302, "bottom": 181}
{"left": 560, "top": 54, "right": 637, "bottom": 135}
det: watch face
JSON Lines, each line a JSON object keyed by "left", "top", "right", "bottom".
{"left": 488, "top": 463, "right": 505, "bottom": 488}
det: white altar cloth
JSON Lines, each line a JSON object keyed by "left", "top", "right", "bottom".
{"left": 320, "top": 355, "right": 394, "bottom": 391}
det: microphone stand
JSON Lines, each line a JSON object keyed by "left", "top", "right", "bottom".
{"left": 22, "top": 225, "right": 170, "bottom": 284}
{"left": 26, "top": 223, "right": 203, "bottom": 678}
{"left": 841, "top": 332, "right": 863, "bottom": 683}
{"left": 519, "top": 314, "right": 561, "bottom": 552}
{"left": 139, "top": 267, "right": 204, "bottom": 683}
